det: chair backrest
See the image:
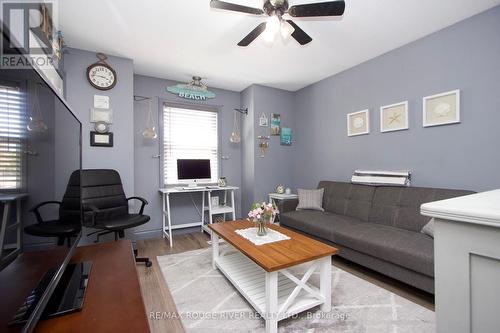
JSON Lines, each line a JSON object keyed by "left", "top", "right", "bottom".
{"left": 77, "top": 169, "right": 128, "bottom": 226}
{"left": 58, "top": 170, "right": 83, "bottom": 224}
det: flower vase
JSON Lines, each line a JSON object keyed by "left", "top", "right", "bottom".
{"left": 256, "top": 217, "right": 271, "bottom": 236}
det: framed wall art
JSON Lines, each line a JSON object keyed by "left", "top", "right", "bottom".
{"left": 380, "top": 101, "right": 408, "bottom": 133}
{"left": 270, "top": 113, "right": 281, "bottom": 135}
{"left": 423, "top": 89, "right": 460, "bottom": 127}
{"left": 280, "top": 127, "right": 292, "bottom": 146}
{"left": 347, "top": 110, "right": 370, "bottom": 137}
{"left": 259, "top": 113, "right": 268, "bottom": 127}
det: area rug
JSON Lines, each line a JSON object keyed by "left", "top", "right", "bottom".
{"left": 157, "top": 246, "right": 434, "bottom": 333}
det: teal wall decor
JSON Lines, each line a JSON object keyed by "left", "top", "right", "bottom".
{"left": 280, "top": 127, "right": 292, "bottom": 146}
{"left": 166, "top": 76, "right": 216, "bottom": 101}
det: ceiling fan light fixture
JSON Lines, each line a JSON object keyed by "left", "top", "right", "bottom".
{"left": 262, "top": 15, "right": 280, "bottom": 43}
{"left": 280, "top": 20, "right": 295, "bottom": 39}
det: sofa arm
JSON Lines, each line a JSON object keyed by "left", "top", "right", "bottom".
{"left": 280, "top": 198, "right": 299, "bottom": 214}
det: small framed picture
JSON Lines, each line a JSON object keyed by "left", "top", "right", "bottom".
{"left": 280, "top": 127, "right": 292, "bottom": 146}
{"left": 380, "top": 101, "right": 409, "bottom": 133}
{"left": 347, "top": 110, "right": 370, "bottom": 137}
{"left": 90, "top": 131, "right": 113, "bottom": 147}
{"left": 270, "top": 113, "right": 281, "bottom": 135}
{"left": 259, "top": 113, "right": 268, "bottom": 127}
{"left": 423, "top": 89, "right": 460, "bottom": 127}
{"left": 210, "top": 196, "right": 219, "bottom": 207}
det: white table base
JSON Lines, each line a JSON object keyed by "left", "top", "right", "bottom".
{"left": 211, "top": 232, "right": 332, "bottom": 333}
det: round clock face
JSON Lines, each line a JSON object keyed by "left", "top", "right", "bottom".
{"left": 87, "top": 64, "right": 117, "bottom": 90}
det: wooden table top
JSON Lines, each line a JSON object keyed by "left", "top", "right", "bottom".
{"left": 0, "top": 240, "right": 150, "bottom": 333}
{"left": 209, "top": 220, "right": 338, "bottom": 272}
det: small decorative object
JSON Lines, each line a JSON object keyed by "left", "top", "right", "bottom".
{"left": 258, "top": 136, "right": 270, "bottom": 157}
{"left": 259, "top": 113, "right": 269, "bottom": 127}
{"left": 218, "top": 177, "right": 227, "bottom": 187}
{"left": 347, "top": 109, "right": 370, "bottom": 137}
{"left": 90, "top": 132, "right": 113, "bottom": 147}
{"left": 90, "top": 107, "right": 113, "bottom": 123}
{"left": 230, "top": 111, "right": 241, "bottom": 143}
{"left": 94, "top": 121, "right": 110, "bottom": 134}
{"left": 280, "top": 127, "right": 292, "bottom": 145}
{"left": 380, "top": 101, "right": 409, "bottom": 133}
{"left": 214, "top": 215, "right": 225, "bottom": 224}
{"left": 93, "top": 95, "right": 110, "bottom": 109}
{"left": 423, "top": 89, "right": 460, "bottom": 127}
{"left": 270, "top": 113, "right": 281, "bottom": 135}
{"left": 211, "top": 196, "right": 220, "bottom": 207}
{"left": 27, "top": 83, "right": 48, "bottom": 133}
{"left": 87, "top": 53, "right": 117, "bottom": 91}
{"left": 142, "top": 99, "right": 158, "bottom": 139}
{"left": 285, "top": 187, "right": 291, "bottom": 194}
{"left": 275, "top": 184, "right": 285, "bottom": 194}
{"left": 166, "top": 76, "right": 216, "bottom": 101}
{"left": 248, "top": 202, "right": 279, "bottom": 236}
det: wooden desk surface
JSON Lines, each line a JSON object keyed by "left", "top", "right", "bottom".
{"left": 0, "top": 240, "right": 150, "bottom": 333}
{"left": 209, "top": 220, "right": 338, "bottom": 272}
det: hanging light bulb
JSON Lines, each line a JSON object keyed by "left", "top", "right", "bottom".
{"left": 27, "top": 83, "right": 48, "bottom": 133}
{"left": 229, "top": 111, "right": 241, "bottom": 143}
{"left": 262, "top": 15, "right": 280, "bottom": 43}
{"left": 280, "top": 20, "right": 295, "bottom": 40}
{"left": 142, "top": 99, "right": 158, "bottom": 139}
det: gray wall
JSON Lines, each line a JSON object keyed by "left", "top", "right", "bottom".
{"left": 64, "top": 48, "right": 135, "bottom": 243}
{"left": 133, "top": 74, "right": 242, "bottom": 238}
{"left": 292, "top": 6, "right": 500, "bottom": 192}
{"left": 240, "top": 85, "right": 296, "bottom": 211}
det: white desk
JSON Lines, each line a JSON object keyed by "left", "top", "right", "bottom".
{"left": 159, "top": 186, "right": 238, "bottom": 247}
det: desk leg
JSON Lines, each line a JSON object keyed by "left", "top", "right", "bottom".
{"left": 16, "top": 199, "right": 22, "bottom": 253}
{"left": 230, "top": 190, "right": 236, "bottom": 220}
{"left": 162, "top": 194, "right": 166, "bottom": 239}
{"left": 265, "top": 271, "right": 278, "bottom": 333}
{"left": 320, "top": 256, "right": 332, "bottom": 312}
{"left": 166, "top": 193, "right": 173, "bottom": 248}
{"left": 201, "top": 191, "right": 205, "bottom": 232}
{"left": 211, "top": 231, "right": 219, "bottom": 270}
{"left": 208, "top": 191, "right": 213, "bottom": 225}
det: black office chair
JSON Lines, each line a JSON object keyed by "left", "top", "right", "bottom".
{"left": 80, "top": 169, "right": 152, "bottom": 267}
{"left": 25, "top": 172, "right": 82, "bottom": 247}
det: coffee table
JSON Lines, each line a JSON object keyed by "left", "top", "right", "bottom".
{"left": 209, "top": 220, "right": 338, "bottom": 333}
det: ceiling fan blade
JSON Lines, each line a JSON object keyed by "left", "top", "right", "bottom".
{"left": 210, "top": 0, "right": 264, "bottom": 15}
{"left": 237, "top": 22, "right": 267, "bottom": 47}
{"left": 288, "top": 0, "right": 345, "bottom": 17}
{"left": 286, "top": 20, "right": 312, "bottom": 45}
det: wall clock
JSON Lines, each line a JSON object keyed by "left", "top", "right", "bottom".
{"left": 86, "top": 53, "right": 117, "bottom": 90}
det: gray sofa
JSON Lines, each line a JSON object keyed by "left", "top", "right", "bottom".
{"left": 280, "top": 181, "right": 474, "bottom": 294}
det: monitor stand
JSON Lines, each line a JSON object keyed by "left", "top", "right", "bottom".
{"left": 9, "top": 261, "right": 92, "bottom": 326}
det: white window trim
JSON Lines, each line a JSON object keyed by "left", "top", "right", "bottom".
{"left": 159, "top": 100, "right": 222, "bottom": 187}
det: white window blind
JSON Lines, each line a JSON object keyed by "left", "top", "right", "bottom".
{"left": 162, "top": 106, "right": 218, "bottom": 185}
{"left": 0, "top": 82, "right": 25, "bottom": 190}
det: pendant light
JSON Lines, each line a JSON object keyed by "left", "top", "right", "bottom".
{"left": 142, "top": 99, "right": 158, "bottom": 139}
{"left": 27, "top": 83, "right": 48, "bottom": 133}
{"left": 229, "top": 110, "right": 241, "bottom": 143}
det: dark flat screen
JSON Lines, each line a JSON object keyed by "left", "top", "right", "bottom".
{"left": 177, "top": 159, "right": 211, "bottom": 180}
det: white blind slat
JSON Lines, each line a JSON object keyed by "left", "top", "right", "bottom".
{"left": 163, "top": 106, "right": 218, "bottom": 185}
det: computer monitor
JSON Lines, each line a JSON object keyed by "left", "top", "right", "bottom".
{"left": 177, "top": 159, "right": 211, "bottom": 187}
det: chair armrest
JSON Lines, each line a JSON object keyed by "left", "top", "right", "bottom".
{"left": 127, "top": 196, "right": 149, "bottom": 215}
{"left": 29, "top": 201, "right": 62, "bottom": 224}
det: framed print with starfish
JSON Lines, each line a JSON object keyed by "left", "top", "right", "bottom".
{"left": 380, "top": 101, "right": 408, "bottom": 133}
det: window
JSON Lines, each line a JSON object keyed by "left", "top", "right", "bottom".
{"left": 0, "top": 82, "right": 25, "bottom": 190}
{"left": 162, "top": 105, "right": 218, "bottom": 185}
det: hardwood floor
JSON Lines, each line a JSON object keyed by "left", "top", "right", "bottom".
{"left": 135, "top": 232, "right": 434, "bottom": 333}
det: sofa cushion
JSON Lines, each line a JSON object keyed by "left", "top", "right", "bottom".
{"left": 280, "top": 210, "right": 365, "bottom": 242}
{"left": 318, "top": 181, "right": 375, "bottom": 222}
{"left": 296, "top": 188, "right": 325, "bottom": 211}
{"left": 369, "top": 186, "right": 474, "bottom": 232}
{"left": 333, "top": 222, "right": 435, "bottom": 277}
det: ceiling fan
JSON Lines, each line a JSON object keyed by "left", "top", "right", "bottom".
{"left": 210, "top": 0, "right": 345, "bottom": 46}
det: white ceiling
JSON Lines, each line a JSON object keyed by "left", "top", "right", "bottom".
{"left": 59, "top": 0, "right": 500, "bottom": 92}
